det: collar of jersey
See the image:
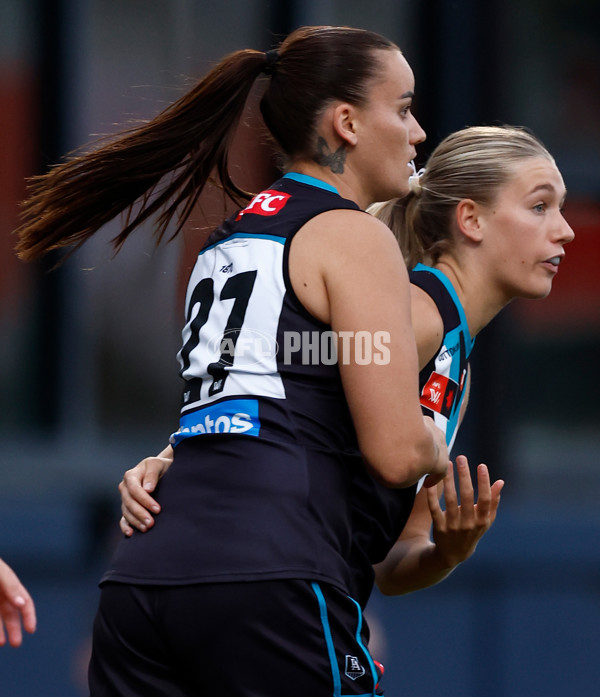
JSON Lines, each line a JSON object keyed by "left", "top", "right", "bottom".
{"left": 283, "top": 172, "right": 339, "bottom": 195}
{"left": 413, "top": 263, "right": 476, "bottom": 352}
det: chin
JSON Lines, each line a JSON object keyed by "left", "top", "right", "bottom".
{"left": 394, "top": 181, "right": 410, "bottom": 200}
{"left": 523, "top": 283, "right": 554, "bottom": 300}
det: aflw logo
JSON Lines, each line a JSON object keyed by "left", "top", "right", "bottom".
{"left": 427, "top": 382, "right": 443, "bottom": 405}
{"left": 420, "top": 371, "right": 459, "bottom": 418}
{"left": 235, "top": 190, "right": 291, "bottom": 220}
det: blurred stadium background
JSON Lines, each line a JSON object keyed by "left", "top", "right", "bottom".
{"left": 1, "top": 1, "right": 599, "bottom": 695}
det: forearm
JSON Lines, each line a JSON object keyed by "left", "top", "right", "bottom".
{"left": 374, "top": 537, "right": 457, "bottom": 596}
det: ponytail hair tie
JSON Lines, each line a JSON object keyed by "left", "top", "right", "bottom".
{"left": 408, "top": 161, "right": 426, "bottom": 196}
{"left": 262, "top": 49, "right": 279, "bottom": 76}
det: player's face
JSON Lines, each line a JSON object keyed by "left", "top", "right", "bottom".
{"left": 480, "top": 157, "right": 574, "bottom": 302}
{"left": 353, "top": 50, "right": 426, "bottom": 204}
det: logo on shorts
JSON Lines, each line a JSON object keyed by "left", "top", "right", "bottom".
{"left": 345, "top": 655, "right": 365, "bottom": 680}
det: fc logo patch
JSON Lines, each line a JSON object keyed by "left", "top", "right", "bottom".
{"left": 235, "top": 190, "right": 291, "bottom": 220}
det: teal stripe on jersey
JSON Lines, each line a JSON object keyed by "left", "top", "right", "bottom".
{"left": 199, "top": 231, "right": 286, "bottom": 255}
{"left": 413, "top": 263, "right": 475, "bottom": 353}
{"left": 283, "top": 172, "right": 339, "bottom": 195}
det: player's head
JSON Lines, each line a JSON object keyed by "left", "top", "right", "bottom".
{"left": 261, "top": 26, "right": 398, "bottom": 158}
{"left": 370, "top": 125, "right": 574, "bottom": 283}
{"left": 260, "top": 26, "right": 425, "bottom": 201}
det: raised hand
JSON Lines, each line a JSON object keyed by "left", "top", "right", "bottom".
{"left": 426, "top": 455, "right": 504, "bottom": 568}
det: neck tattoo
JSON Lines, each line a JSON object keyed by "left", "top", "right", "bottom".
{"left": 315, "top": 137, "right": 347, "bottom": 174}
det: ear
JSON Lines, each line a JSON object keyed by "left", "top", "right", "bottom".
{"left": 331, "top": 102, "right": 358, "bottom": 146}
{"left": 455, "top": 199, "right": 484, "bottom": 243}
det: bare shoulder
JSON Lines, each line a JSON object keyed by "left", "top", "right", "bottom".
{"left": 289, "top": 209, "right": 408, "bottom": 323}
{"left": 295, "top": 208, "right": 400, "bottom": 252}
{"left": 410, "top": 284, "right": 444, "bottom": 370}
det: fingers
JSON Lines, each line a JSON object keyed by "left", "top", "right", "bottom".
{"left": 422, "top": 472, "right": 443, "bottom": 489}
{"left": 0, "top": 568, "right": 36, "bottom": 647}
{"left": 440, "top": 456, "right": 503, "bottom": 526}
{"left": 139, "top": 457, "right": 168, "bottom": 494}
{"left": 118, "top": 458, "right": 165, "bottom": 534}
{"left": 120, "top": 493, "right": 156, "bottom": 533}
{"left": 120, "top": 515, "right": 135, "bottom": 537}
{"left": 121, "top": 477, "right": 161, "bottom": 516}
{"left": 489, "top": 478, "right": 505, "bottom": 520}
{"left": 16, "top": 590, "right": 36, "bottom": 636}
{"left": 455, "top": 455, "right": 475, "bottom": 508}
{"left": 441, "top": 460, "right": 459, "bottom": 528}
{"left": 426, "top": 472, "right": 445, "bottom": 528}
{"left": 473, "top": 464, "right": 505, "bottom": 525}
{"left": 2, "top": 596, "right": 36, "bottom": 646}
{"left": 119, "top": 481, "right": 157, "bottom": 534}
{"left": 1, "top": 605, "right": 23, "bottom": 647}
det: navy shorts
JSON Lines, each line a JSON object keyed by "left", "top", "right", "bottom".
{"left": 88, "top": 579, "right": 384, "bottom": 696}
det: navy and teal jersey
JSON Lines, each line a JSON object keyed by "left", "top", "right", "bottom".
{"left": 169, "top": 172, "right": 363, "bottom": 453}
{"left": 413, "top": 263, "right": 474, "bottom": 451}
{"left": 101, "top": 173, "right": 370, "bottom": 592}
{"left": 348, "top": 264, "right": 475, "bottom": 608}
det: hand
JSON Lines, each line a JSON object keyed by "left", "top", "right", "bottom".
{"left": 0, "top": 558, "right": 36, "bottom": 647}
{"left": 119, "top": 449, "right": 173, "bottom": 536}
{"left": 421, "top": 416, "right": 450, "bottom": 489}
{"left": 426, "top": 455, "right": 504, "bottom": 568}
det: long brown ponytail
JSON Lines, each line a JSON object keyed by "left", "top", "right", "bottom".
{"left": 16, "top": 26, "right": 398, "bottom": 262}
{"left": 16, "top": 49, "right": 268, "bottom": 261}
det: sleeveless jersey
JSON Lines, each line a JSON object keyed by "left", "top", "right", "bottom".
{"left": 348, "top": 264, "right": 475, "bottom": 607}
{"left": 101, "top": 173, "right": 368, "bottom": 592}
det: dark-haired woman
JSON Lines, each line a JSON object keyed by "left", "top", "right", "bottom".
{"left": 17, "top": 26, "right": 448, "bottom": 697}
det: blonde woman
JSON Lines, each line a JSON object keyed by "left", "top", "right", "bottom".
{"left": 353, "top": 125, "right": 574, "bottom": 609}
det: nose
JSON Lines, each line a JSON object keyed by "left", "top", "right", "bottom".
{"left": 410, "top": 114, "right": 426, "bottom": 146}
{"left": 557, "top": 213, "right": 575, "bottom": 245}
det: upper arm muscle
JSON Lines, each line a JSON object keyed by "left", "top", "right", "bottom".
{"left": 289, "top": 210, "right": 432, "bottom": 485}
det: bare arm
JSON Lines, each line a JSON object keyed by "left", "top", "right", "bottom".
{"left": 374, "top": 455, "right": 504, "bottom": 595}
{"left": 0, "top": 558, "right": 36, "bottom": 647}
{"left": 290, "top": 209, "right": 449, "bottom": 488}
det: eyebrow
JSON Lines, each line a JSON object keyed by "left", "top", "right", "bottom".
{"left": 400, "top": 91, "right": 414, "bottom": 99}
{"left": 528, "top": 183, "right": 568, "bottom": 203}
{"left": 529, "top": 184, "right": 555, "bottom": 194}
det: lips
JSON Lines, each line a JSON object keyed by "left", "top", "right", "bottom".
{"left": 541, "top": 255, "right": 564, "bottom": 275}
